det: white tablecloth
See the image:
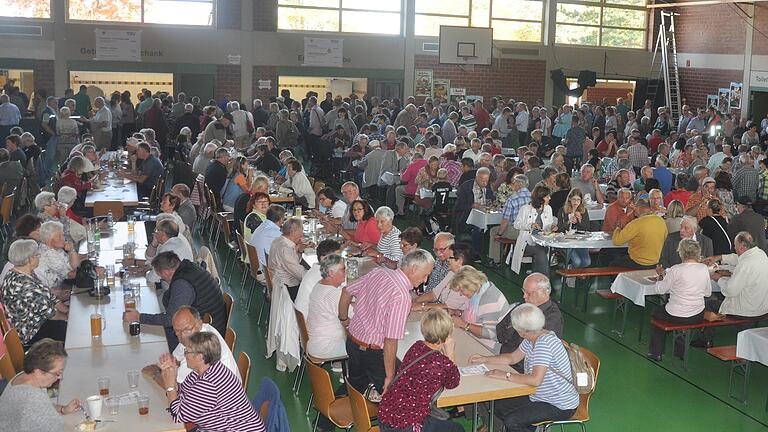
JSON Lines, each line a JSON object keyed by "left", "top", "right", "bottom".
{"left": 466, "top": 209, "right": 502, "bottom": 231}
{"left": 736, "top": 328, "right": 768, "bottom": 367}
{"left": 611, "top": 269, "right": 722, "bottom": 307}
{"left": 418, "top": 188, "right": 457, "bottom": 199}
{"left": 85, "top": 177, "right": 139, "bottom": 207}
{"left": 531, "top": 231, "right": 626, "bottom": 250}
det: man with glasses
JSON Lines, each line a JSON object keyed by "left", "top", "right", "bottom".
{"left": 145, "top": 220, "right": 194, "bottom": 286}
{"left": 142, "top": 306, "right": 239, "bottom": 386}
{"left": 424, "top": 232, "right": 455, "bottom": 293}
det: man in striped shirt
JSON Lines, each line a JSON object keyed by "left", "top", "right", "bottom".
{"left": 339, "top": 249, "right": 435, "bottom": 396}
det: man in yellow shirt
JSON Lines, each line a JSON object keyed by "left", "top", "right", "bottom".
{"left": 611, "top": 198, "right": 668, "bottom": 268}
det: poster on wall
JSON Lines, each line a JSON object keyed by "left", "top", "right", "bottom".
{"left": 717, "top": 88, "right": 731, "bottom": 113}
{"left": 433, "top": 79, "right": 450, "bottom": 100}
{"left": 95, "top": 29, "right": 141, "bottom": 62}
{"left": 707, "top": 95, "right": 719, "bottom": 110}
{"left": 303, "top": 37, "right": 343, "bottom": 67}
{"left": 414, "top": 69, "right": 433, "bottom": 98}
{"left": 729, "top": 82, "right": 743, "bottom": 110}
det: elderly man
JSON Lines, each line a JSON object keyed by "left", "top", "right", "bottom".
{"left": 294, "top": 239, "right": 342, "bottom": 317}
{"left": 685, "top": 176, "right": 724, "bottom": 220}
{"left": 145, "top": 219, "right": 195, "bottom": 284}
{"left": 424, "top": 233, "right": 455, "bottom": 292}
{"left": 0, "top": 148, "right": 23, "bottom": 192}
{"left": 250, "top": 204, "right": 286, "bottom": 269}
{"left": 571, "top": 164, "right": 604, "bottom": 204}
{"left": 173, "top": 103, "right": 201, "bottom": 140}
{"left": 204, "top": 147, "right": 230, "bottom": 208}
{"left": 335, "top": 181, "right": 360, "bottom": 233}
{"left": 489, "top": 174, "right": 531, "bottom": 263}
{"left": 255, "top": 143, "right": 281, "bottom": 174}
{"left": 733, "top": 153, "right": 760, "bottom": 202}
{"left": 202, "top": 111, "right": 233, "bottom": 145}
{"left": 378, "top": 141, "right": 410, "bottom": 210}
{"left": 339, "top": 249, "right": 435, "bottom": 396}
{"left": 653, "top": 155, "right": 673, "bottom": 195}
{"left": 611, "top": 199, "right": 668, "bottom": 269}
{"left": 193, "top": 141, "right": 217, "bottom": 175}
{"left": 728, "top": 196, "right": 768, "bottom": 253}
{"left": 142, "top": 306, "right": 239, "bottom": 386}
{"left": 456, "top": 166, "right": 495, "bottom": 257}
{"left": 34, "top": 221, "right": 80, "bottom": 290}
{"left": 123, "top": 142, "right": 164, "bottom": 198}
{"left": 602, "top": 188, "right": 635, "bottom": 232}
{"left": 124, "top": 251, "right": 226, "bottom": 350}
{"left": 605, "top": 169, "right": 633, "bottom": 202}
{"left": 89, "top": 96, "right": 112, "bottom": 150}
{"left": 171, "top": 184, "right": 196, "bottom": 232}
{"left": 660, "top": 215, "right": 714, "bottom": 268}
{"left": 686, "top": 165, "right": 709, "bottom": 193}
{"left": 359, "top": 140, "right": 386, "bottom": 203}
{"left": 633, "top": 166, "right": 654, "bottom": 193}
{"left": 268, "top": 218, "right": 310, "bottom": 301}
{"left": 0, "top": 93, "right": 21, "bottom": 141}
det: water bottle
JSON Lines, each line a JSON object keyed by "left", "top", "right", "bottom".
{"left": 107, "top": 210, "right": 114, "bottom": 230}
{"left": 87, "top": 222, "right": 95, "bottom": 256}
{"left": 94, "top": 225, "right": 101, "bottom": 252}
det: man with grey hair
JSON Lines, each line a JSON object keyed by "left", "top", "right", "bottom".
{"left": 146, "top": 219, "right": 195, "bottom": 284}
{"left": 489, "top": 174, "right": 531, "bottom": 263}
{"left": 424, "top": 232, "right": 455, "bottom": 292}
{"left": 171, "top": 92, "right": 187, "bottom": 119}
{"left": 732, "top": 153, "right": 759, "bottom": 202}
{"left": 571, "top": 164, "right": 604, "bottom": 204}
{"left": 171, "top": 184, "right": 196, "bottom": 231}
{"left": 728, "top": 196, "right": 768, "bottom": 254}
{"left": 89, "top": 96, "right": 112, "bottom": 150}
{"left": 0, "top": 93, "right": 21, "bottom": 141}
{"left": 295, "top": 239, "right": 343, "bottom": 317}
{"left": 611, "top": 198, "right": 668, "bottom": 269}
{"left": 193, "top": 141, "right": 218, "bottom": 175}
{"left": 378, "top": 141, "right": 410, "bottom": 211}
{"left": 456, "top": 166, "right": 495, "bottom": 257}
{"left": 339, "top": 249, "right": 435, "bottom": 397}
{"left": 268, "top": 217, "right": 310, "bottom": 301}
{"left": 659, "top": 215, "right": 713, "bottom": 268}
{"left": 173, "top": 102, "right": 201, "bottom": 140}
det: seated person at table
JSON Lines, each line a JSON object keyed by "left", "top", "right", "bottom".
{"left": 1, "top": 239, "right": 68, "bottom": 345}
{"left": 143, "top": 306, "right": 239, "bottom": 385}
{"left": 204, "top": 147, "right": 231, "bottom": 208}
{"left": 570, "top": 163, "right": 605, "bottom": 204}
{"left": 647, "top": 239, "right": 711, "bottom": 361}
{"left": 685, "top": 176, "right": 725, "bottom": 221}
{"left": 422, "top": 232, "right": 453, "bottom": 293}
{"left": 123, "top": 142, "right": 164, "bottom": 199}
{"left": 193, "top": 141, "right": 217, "bottom": 175}
{"left": 243, "top": 192, "right": 271, "bottom": 242}
{"left": 171, "top": 183, "right": 197, "bottom": 232}
{"left": 146, "top": 219, "right": 195, "bottom": 284}
{"left": 221, "top": 156, "right": 252, "bottom": 212}
{"left": 363, "top": 206, "right": 403, "bottom": 269}
{"left": 35, "top": 191, "right": 78, "bottom": 245}
{"left": 602, "top": 188, "right": 635, "bottom": 232}
{"left": 399, "top": 227, "right": 423, "bottom": 258}
{"left": 605, "top": 169, "right": 633, "bottom": 202}
{"left": 489, "top": 174, "right": 531, "bottom": 263}
{"left": 160, "top": 332, "right": 266, "bottom": 432}
{"left": 447, "top": 265, "right": 511, "bottom": 354}
{"left": 468, "top": 304, "right": 579, "bottom": 432}
{"left": 34, "top": 221, "right": 81, "bottom": 291}
{"left": 557, "top": 188, "right": 592, "bottom": 269}
{"left": 0, "top": 339, "right": 81, "bottom": 431}
{"left": 250, "top": 204, "right": 287, "bottom": 270}
{"left": 728, "top": 196, "right": 768, "bottom": 254}
{"left": 511, "top": 184, "right": 555, "bottom": 276}
{"left": 611, "top": 199, "right": 668, "bottom": 269}
{"left": 306, "top": 254, "right": 349, "bottom": 359}
{"left": 255, "top": 143, "right": 281, "bottom": 174}
{"left": 58, "top": 155, "right": 94, "bottom": 209}
{"left": 2, "top": 215, "right": 41, "bottom": 276}
{"left": 341, "top": 199, "right": 381, "bottom": 247}
{"left": 665, "top": 199, "right": 685, "bottom": 234}
{"left": 648, "top": 188, "right": 666, "bottom": 216}
{"left": 268, "top": 218, "right": 310, "bottom": 301}
{"left": 659, "top": 215, "right": 713, "bottom": 268}
{"left": 124, "top": 251, "right": 227, "bottom": 350}
{"left": 378, "top": 309, "right": 462, "bottom": 432}
{"left": 314, "top": 187, "right": 346, "bottom": 222}
{"left": 295, "top": 239, "right": 342, "bottom": 317}
{"left": 159, "top": 192, "right": 190, "bottom": 235}
{"left": 280, "top": 160, "right": 315, "bottom": 208}
{"left": 699, "top": 200, "right": 733, "bottom": 255}
{"left": 413, "top": 242, "right": 472, "bottom": 312}
{"left": 56, "top": 186, "right": 86, "bottom": 243}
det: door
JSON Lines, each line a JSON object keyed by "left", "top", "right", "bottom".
{"left": 374, "top": 80, "right": 402, "bottom": 101}
{"left": 176, "top": 74, "right": 214, "bottom": 102}
{"left": 750, "top": 90, "right": 768, "bottom": 126}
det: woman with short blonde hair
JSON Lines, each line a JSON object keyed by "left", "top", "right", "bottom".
{"left": 449, "top": 265, "right": 510, "bottom": 353}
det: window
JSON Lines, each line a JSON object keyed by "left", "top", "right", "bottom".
{"left": 0, "top": 0, "right": 50, "bottom": 19}
{"left": 277, "top": 0, "right": 402, "bottom": 35}
{"left": 555, "top": 0, "right": 647, "bottom": 48}
{"left": 68, "top": 0, "right": 214, "bottom": 26}
{"left": 414, "top": 0, "right": 544, "bottom": 43}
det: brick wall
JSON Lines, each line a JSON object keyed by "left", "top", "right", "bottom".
{"left": 413, "top": 55, "right": 545, "bottom": 106}
{"left": 33, "top": 60, "right": 54, "bottom": 96}
{"left": 215, "top": 64, "right": 241, "bottom": 101}
{"left": 254, "top": 0, "right": 277, "bottom": 32}
{"left": 252, "top": 66, "right": 278, "bottom": 102}
{"left": 753, "top": 4, "right": 768, "bottom": 55}
{"left": 216, "top": 0, "right": 242, "bottom": 30}
{"left": 678, "top": 67, "right": 742, "bottom": 112}
{"left": 673, "top": 5, "right": 747, "bottom": 54}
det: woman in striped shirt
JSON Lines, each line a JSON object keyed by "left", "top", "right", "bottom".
{"left": 364, "top": 206, "right": 403, "bottom": 268}
{"left": 161, "top": 332, "right": 265, "bottom": 432}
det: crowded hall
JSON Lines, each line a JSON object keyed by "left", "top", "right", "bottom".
{"left": 3, "top": 1, "right": 768, "bottom": 432}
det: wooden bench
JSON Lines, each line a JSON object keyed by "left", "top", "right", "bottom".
{"left": 556, "top": 267, "right": 634, "bottom": 312}
{"left": 651, "top": 316, "right": 767, "bottom": 370}
{"left": 493, "top": 236, "right": 515, "bottom": 263}
{"left": 707, "top": 345, "right": 751, "bottom": 404}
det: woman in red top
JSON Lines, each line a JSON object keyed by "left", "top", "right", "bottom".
{"left": 596, "top": 130, "right": 618, "bottom": 158}
{"left": 378, "top": 309, "right": 461, "bottom": 432}
{"left": 59, "top": 155, "right": 93, "bottom": 195}
{"left": 342, "top": 200, "right": 381, "bottom": 249}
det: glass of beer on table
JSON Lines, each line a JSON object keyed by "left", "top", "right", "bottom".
{"left": 90, "top": 313, "right": 105, "bottom": 338}
{"left": 97, "top": 376, "right": 110, "bottom": 396}
{"left": 124, "top": 292, "right": 136, "bottom": 310}
{"left": 137, "top": 395, "right": 150, "bottom": 416}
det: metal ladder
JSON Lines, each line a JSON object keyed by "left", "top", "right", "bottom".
{"left": 647, "top": 11, "right": 682, "bottom": 128}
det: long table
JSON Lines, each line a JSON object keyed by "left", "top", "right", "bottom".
{"left": 85, "top": 176, "right": 139, "bottom": 208}
{"left": 78, "top": 221, "right": 149, "bottom": 258}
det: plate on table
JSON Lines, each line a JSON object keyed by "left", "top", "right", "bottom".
{"left": 91, "top": 187, "right": 106, "bottom": 192}
{"left": 644, "top": 275, "right": 662, "bottom": 283}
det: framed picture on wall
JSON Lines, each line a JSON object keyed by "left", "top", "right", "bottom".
{"left": 718, "top": 88, "right": 731, "bottom": 113}
{"left": 729, "top": 82, "right": 743, "bottom": 110}
{"left": 433, "top": 79, "right": 450, "bottom": 101}
{"left": 414, "top": 69, "right": 433, "bottom": 98}
{"left": 707, "top": 95, "right": 719, "bottom": 110}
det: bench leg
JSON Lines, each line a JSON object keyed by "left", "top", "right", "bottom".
{"left": 611, "top": 297, "right": 629, "bottom": 337}
{"left": 728, "top": 360, "right": 751, "bottom": 404}
{"left": 672, "top": 330, "right": 693, "bottom": 371}
{"left": 581, "top": 276, "right": 591, "bottom": 313}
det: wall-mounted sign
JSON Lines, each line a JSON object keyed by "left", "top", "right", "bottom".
{"left": 95, "top": 29, "right": 141, "bottom": 62}
{"left": 449, "top": 87, "right": 466, "bottom": 96}
{"left": 303, "top": 38, "right": 343, "bottom": 67}
{"left": 751, "top": 70, "right": 768, "bottom": 87}
{"left": 258, "top": 80, "right": 272, "bottom": 90}
{"left": 227, "top": 55, "right": 241, "bottom": 65}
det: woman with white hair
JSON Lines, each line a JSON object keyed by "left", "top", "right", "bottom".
{"left": 56, "top": 186, "right": 86, "bottom": 243}
{"left": 35, "top": 191, "right": 77, "bottom": 245}
{"left": 364, "top": 206, "right": 403, "bottom": 267}
{"left": 306, "top": 254, "right": 349, "bottom": 359}
{"left": 1, "top": 239, "right": 68, "bottom": 345}
{"left": 55, "top": 106, "right": 80, "bottom": 161}
{"left": 34, "top": 221, "right": 80, "bottom": 290}
{"left": 59, "top": 155, "right": 93, "bottom": 202}
{"left": 469, "top": 303, "right": 579, "bottom": 431}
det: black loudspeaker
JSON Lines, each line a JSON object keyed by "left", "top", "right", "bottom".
{"left": 634, "top": 79, "right": 665, "bottom": 112}
{"left": 550, "top": 69, "right": 568, "bottom": 92}
{"left": 578, "top": 70, "right": 597, "bottom": 88}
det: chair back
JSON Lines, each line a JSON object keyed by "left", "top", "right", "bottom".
{"left": 238, "top": 351, "right": 251, "bottom": 392}
{"left": 218, "top": 212, "right": 233, "bottom": 243}
{"left": 0, "top": 191, "right": 15, "bottom": 224}
{"left": 572, "top": 345, "right": 600, "bottom": 422}
{"left": 294, "top": 309, "right": 309, "bottom": 352}
{"left": 245, "top": 242, "right": 262, "bottom": 279}
{"left": 313, "top": 180, "right": 326, "bottom": 195}
{"left": 347, "top": 382, "right": 377, "bottom": 432}
{"left": 0, "top": 304, "right": 10, "bottom": 334}
{"left": 236, "top": 232, "right": 248, "bottom": 263}
{"left": 4, "top": 328, "right": 25, "bottom": 373}
{"left": 305, "top": 360, "right": 336, "bottom": 416}
{"left": 197, "top": 246, "right": 220, "bottom": 282}
{"left": 93, "top": 201, "right": 125, "bottom": 221}
{"left": 223, "top": 292, "right": 234, "bottom": 327}
{"left": 206, "top": 184, "right": 219, "bottom": 215}
{"left": 0, "top": 353, "right": 15, "bottom": 380}
{"left": 202, "top": 313, "right": 213, "bottom": 324}
{"left": 225, "top": 327, "right": 237, "bottom": 352}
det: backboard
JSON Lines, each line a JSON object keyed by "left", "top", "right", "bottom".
{"left": 439, "top": 26, "right": 493, "bottom": 65}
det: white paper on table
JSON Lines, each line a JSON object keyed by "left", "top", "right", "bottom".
{"left": 459, "top": 364, "right": 489, "bottom": 376}
{"left": 117, "top": 391, "right": 141, "bottom": 405}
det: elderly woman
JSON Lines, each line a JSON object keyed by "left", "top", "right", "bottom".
{"left": 648, "top": 239, "right": 711, "bottom": 361}
{"left": 399, "top": 227, "right": 423, "bottom": 257}
{"left": 59, "top": 155, "right": 94, "bottom": 197}
{"left": 378, "top": 309, "right": 462, "bottom": 432}
{"left": 557, "top": 188, "right": 592, "bottom": 269}
{"left": 342, "top": 199, "right": 381, "bottom": 248}
{"left": 665, "top": 199, "right": 685, "bottom": 234}
{"left": 448, "top": 266, "right": 510, "bottom": 354}
{"left": 0, "top": 339, "right": 81, "bottom": 431}
{"left": 35, "top": 221, "right": 80, "bottom": 291}
{"left": 364, "top": 206, "right": 403, "bottom": 267}
{"left": 414, "top": 155, "right": 441, "bottom": 209}
{"left": 35, "top": 191, "right": 78, "bottom": 247}
{"left": 413, "top": 242, "right": 472, "bottom": 312}
{"left": 1, "top": 239, "right": 68, "bottom": 345}
{"left": 55, "top": 106, "right": 80, "bottom": 161}
{"left": 56, "top": 186, "right": 86, "bottom": 244}
{"left": 161, "top": 332, "right": 266, "bottom": 431}
{"left": 306, "top": 254, "right": 348, "bottom": 359}
{"left": 469, "top": 303, "right": 579, "bottom": 431}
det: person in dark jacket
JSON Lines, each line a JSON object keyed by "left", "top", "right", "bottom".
{"left": 172, "top": 103, "right": 201, "bottom": 141}
{"left": 204, "top": 147, "right": 231, "bottom": 209}
{"left": 123, "top": 251, "right": 226, "bottom": 351}
{"left": 255, "top": 144, "right": 281, "bottom": 174}
{"left": 455, "top": 167, "right": 495, "bottom": 257}
{"left": 251, "top": 99, "right": 269, "bottom": 129}
{"left": 660, "top": 215, "right": 714, "bottom": 268}
{"left": 728, "top": 196, "right": 768, "bottom": 254}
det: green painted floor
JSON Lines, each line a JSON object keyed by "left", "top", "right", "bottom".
{"left": 200, "top": 223, "right": 768, "bottom": 432}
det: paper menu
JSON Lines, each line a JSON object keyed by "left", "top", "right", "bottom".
{"left": 459, "top": 364, "right": 490, "bottom": 376}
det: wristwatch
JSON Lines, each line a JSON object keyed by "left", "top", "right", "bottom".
{"left": 165, "top": 386, "right": 176, "bottom": 393}
{"left": 464, "top": 322, "right": 471, "bottom": 332}
{"left": 505, "top": 372, "right": 512, "bottom": 381}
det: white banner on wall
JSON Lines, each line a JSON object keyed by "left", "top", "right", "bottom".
{"left": 95, "top": 29, "right": 141, "bottom": 62}
{"left": 303, "top": 37, "right": 343, "bottom": 67}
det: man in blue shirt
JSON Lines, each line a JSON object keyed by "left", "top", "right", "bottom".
{"left": 653, "top": 155, "right": 674, "bottom": 195}
{"left": 489, "top": 174, "right": 532, "bottom": 264}
{"left": 123, "top": 142, "right": 164, "bottom": 198}
{"left": 249, "top": 204, "right": 287, "bottom": 270}
{"left": 0, "top": 94, "right": 21, "bottom": 142}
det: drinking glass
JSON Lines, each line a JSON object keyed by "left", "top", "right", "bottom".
{"left": 127, "top": 369, "right": 139, "bottom": 388}
{"left": 97, "top": 376, "right": 110, "bottom": 397}
{"left": 123, "top": 292, "right": 136, "bottom": 310}
{"left": 90, "top": 314, "right": 105, "bottom": 338}
{"left": 137, "top": 395, "right": 150, "bottom": 416}
{"left": 105, "top": 396, "right": 120, "bottom": 415}
{"left": 106, "top": 264, "right": 115, "bottom": 288}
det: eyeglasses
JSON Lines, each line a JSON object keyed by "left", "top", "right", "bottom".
{"left": 43, "top": 369, "right": 63, "bottom": 378}
{"left": 434, "top": 246, "right": 450, "bottom": 253}
{"left": 183, "top": 349, "right": 198, "bottom": 356}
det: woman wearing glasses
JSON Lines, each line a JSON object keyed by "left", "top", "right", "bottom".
{"left": 0, "top": 339, "right": 81, "bottom": 431}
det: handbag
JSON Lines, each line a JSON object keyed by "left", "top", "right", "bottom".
{"left": 386, "top": 348, "right": 451, "bottom": 421}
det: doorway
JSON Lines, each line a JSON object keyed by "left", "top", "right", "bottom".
{"left": 277, "top": 76, "right": 368, "bottom": 100}
{"left": 564, "top": 79, "right": 636, "bottom": 107}
{"left": 750, "top": 90, "right": 768, "bottom": 125}
{"left": 69, "top": 71, "right": 174, "bottom": 101}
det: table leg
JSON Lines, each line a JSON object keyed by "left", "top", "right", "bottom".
{"left": 473, "top": 402, "right": 479, "bottom": 432}
{"left": 489, "top": 400, "right": 495, "bottom": 432}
